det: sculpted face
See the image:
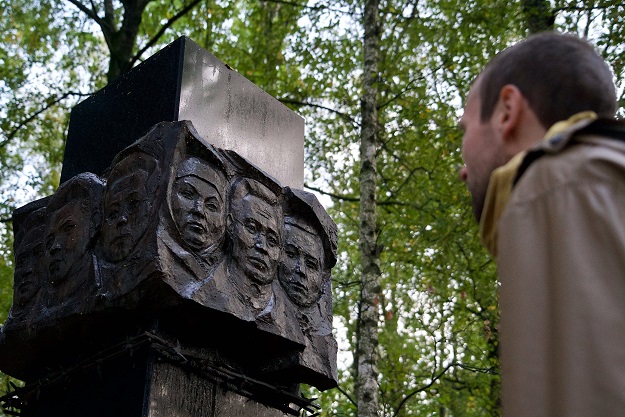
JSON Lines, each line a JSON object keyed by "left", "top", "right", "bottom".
{"left": 231, "top": 195, "right": 280, "bottom": 285}
{"left": 172, "top": 174, "right": 225, "bottom": 252}
{"left": 14, "top": 236, "right": 45, "bottom": 308}
{"left": 279, "top": 223, "right": 324, "bottom": 307}
{"left": 102, "top": 171, "right": 151, "bottom": 262}
{"left": 46, "top": 201, "right": 90, "bottom": 285}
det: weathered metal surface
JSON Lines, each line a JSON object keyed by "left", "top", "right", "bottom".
{"left": 1, "top": 332, "right": 315, "bottom": 416}
{"left": 1, "top": 121, "right": 338, "bottom": 393}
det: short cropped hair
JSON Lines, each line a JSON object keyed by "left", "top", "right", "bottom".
{"left": 47, "top": 173, "right": 105, "bottom": 238}
{"left": 229, "top": 177, "right": 283, "bottom": 241}
{"left": 479, "top": 32, "right": 617, "bottom": 128}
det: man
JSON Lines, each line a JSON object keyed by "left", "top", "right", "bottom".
{"left": 273, "top": 187, "right": 339, "bottom": 389}
{"left": 45, "top": 173, "right": 104, "bottom": 312}
{"left": 101, "top": 152, "right": 157, "bottom": 263}
{"left": 192, "top": 177, "right": 282, "bottom": 321}
{"left": 459, "top": 31, "right": 625, "bottom": 416}
{"left": 9, "top": 207, "right": 47, "bottom": 326}
{"left": 279, "top": 215, "right": 325, "bottom": 309}
{"left": 227, "top": 178, "right": 282, "bottom": 319}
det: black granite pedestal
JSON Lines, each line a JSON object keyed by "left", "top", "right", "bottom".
{"left": 3, "top": 330, "right": 317, "bottom": 417}
{"left": 61, "top": 36, "right": 304, "bottom": 189}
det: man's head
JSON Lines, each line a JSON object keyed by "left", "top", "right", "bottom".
{"left": 171, "top": 156, "right": 227, "bottom": 253}
{"left": 479, "top": 32, "right": 616, "bottom": 129}
{"left": 459, "top": 32, "right": 617, "bottom": 221}
{"left": 279, "top": 217, "right": 326, "bottom": 308}
{"left": 228, "top": 178, "right": 282, "bottom": 286}
{"left": 101, "top": 152, "right": 158, "bottom": 262}
{"left": 45, "top": 173, "right": 104, "bottom": 285}
{"left": 13, "top": 208, "right": 47, "bottom": 312}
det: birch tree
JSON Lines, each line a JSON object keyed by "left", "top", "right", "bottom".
{"left": 356, "top": 0, "right": 381, "bottom": 415}
{"left": 3, "top": 1, "right": 625, "bottom": 416}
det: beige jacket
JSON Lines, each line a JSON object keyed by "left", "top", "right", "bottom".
{"left": 490, "top": 117, "right": 625, "bottom": 417}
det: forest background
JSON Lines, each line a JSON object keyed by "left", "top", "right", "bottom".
{"left": 1, "top": 0, "right": 624, "bottom": 416}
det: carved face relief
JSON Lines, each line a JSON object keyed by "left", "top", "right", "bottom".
{"left": 46, "top": 202, "right": 90, "bottom": 285}
{"left": 231, "top": 195, "right": 280, "bottom": 285}
{"left": 101, "top": 171, "right": 151, "bottom": 262}
{"left": 14, "top": 238, "right": 45, "bottom": 308}
{"left": 279, "top": 223, "right": 324, "bottom": 307}
{"left": 172, "top": 175, "right": 225, "bottom": 252}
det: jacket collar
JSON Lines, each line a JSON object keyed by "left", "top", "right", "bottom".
{"left": 478, "top": 112, "right": 598, "bottom": 257}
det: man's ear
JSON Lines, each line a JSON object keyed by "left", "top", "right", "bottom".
{"left": 227, "top": 213, "right": 234, "bottom": 234}
{"left": 494, "top": 84, "right": 525, "bottom": 142}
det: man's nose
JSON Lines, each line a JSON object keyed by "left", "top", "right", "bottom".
{"left": 294, "top": 257, "right": 306, "bottom": 276}
{"left": 459, "top": 165, "right": 468, "bottom": 183}
{"left": 118, "top": 211, "right": 128, "bottom": 226}
{"left": 254, "top": 233, "right": 268, "bottom": 252}
{"left": 50, "top": 240, "right": 62, "bottom": 255}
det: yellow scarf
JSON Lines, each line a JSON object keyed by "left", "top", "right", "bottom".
{"left": 479, "top": 111, "right": 598, "bottom": 257}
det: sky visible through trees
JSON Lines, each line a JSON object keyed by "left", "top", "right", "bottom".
{"left": 2, "top": 1, "right": 625, "bottom": 416}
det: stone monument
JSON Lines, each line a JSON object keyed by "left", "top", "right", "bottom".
{"left": 0, "top": 38, "right": 338, "bottom": 417}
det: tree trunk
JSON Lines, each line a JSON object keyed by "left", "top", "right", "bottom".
{"left": 105, "top": 0, "right": 153, "bottom": 83}
{"left": 355, "top": 0, "right": 381, "bottom": 415}
{"left": 522, "top": 0, "right": 554, "bottom": 34}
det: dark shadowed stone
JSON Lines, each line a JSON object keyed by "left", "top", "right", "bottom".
{"left": 259, "top": 188, "right": 339, "bottom": 390}
{"left": 0, "top": 121, "right": 320, "bottom": 386}
{"left": 1, "top": 39, "right": 338, "bottom": 414}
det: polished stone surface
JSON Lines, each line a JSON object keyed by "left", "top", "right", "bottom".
{"left": 61, "top": 37, "right": 304, "bottom": 189}
{"left": 2, "top": 121, "right": 337, "bottom": 392}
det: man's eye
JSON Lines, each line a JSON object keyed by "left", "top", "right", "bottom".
{"left": 205, "top": 202, "right": 218, "bottom": 212}
{"left": 63, "top": 222, "right": 76, "bottom": 233}
{"left": 128, "top": 198, "right": 142, "bottom": 211}
{"left": 285, "top": 248, "right": 297, "bottom": 258}
{"left": 18, "top": 282, "right": 33, "bottom": 297}
{"left": 106, "top": 204, "right": 120, "bottom": 221}
{"left": 267, "top": 234, "right": 279, "bottom": 247}
{"left": 106, "top": 210, "right": 119, "bottom": 221}
{"left": 306, "top": 257, "right": 319, "bottom": 270}
{"left": 16, "top": 254, "right": 27, "bottom": 266}
{"left": 244, "top": 221, "right": 257, "bottom": 234}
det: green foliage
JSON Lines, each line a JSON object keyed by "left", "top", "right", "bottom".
{"left": 292, "top": 0, "right": 520, "bottom": 414}
{"left": 0, "top": 223, "right": 14, "bottom": 324}
{"left": 1, "top": 1, "right": 625, "bottom": 416}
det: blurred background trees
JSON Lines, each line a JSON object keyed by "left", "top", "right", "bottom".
{"left": 1, "top": 0, "right": 624, "bottom": 415}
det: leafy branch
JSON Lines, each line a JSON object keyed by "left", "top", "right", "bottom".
{"left": 0, "top": 91, "right": 92, "bottom": 150}
{"left": 66, "top": 0, "right": 104, "bottom": 27}
{"left": 335, "top": 384, "right": 357, "bottom": 407}
{"left": 260, "top": 0, "right": 357, "bottom": 15}
{"left": 280, "top": 98, "right": 360, "bottom": 126}
{"left": 304, "top": 184, "right": 360, "bottom": 203}
{"left": 66, "top": 0, "right": 203, "bottom": 81}
{"left": 129, "top": 0, "right": 204, "bottom": 67}
{"left": 553, "top": 3, "right": 625, "bottom": 13}
{"left": 391, "top": 363, "right": 454, "bottom": 417}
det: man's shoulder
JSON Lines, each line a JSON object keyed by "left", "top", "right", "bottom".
{"left": 512, "top": 119, "right": 625, "bottom": 201}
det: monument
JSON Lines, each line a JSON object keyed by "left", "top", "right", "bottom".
{"left": 0, "top": 38, "right": 338, "bottom": 417}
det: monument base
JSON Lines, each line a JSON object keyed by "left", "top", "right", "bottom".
{"left": 0, "top": 332, "right": 318, "bottom": 417}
